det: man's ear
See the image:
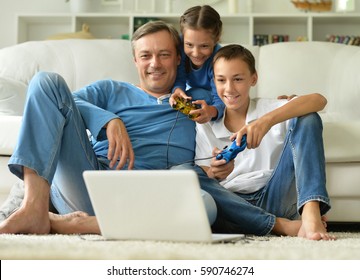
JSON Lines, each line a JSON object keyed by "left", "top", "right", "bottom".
{"left": 177, "top": 54, "right": 181, "bottom": 66}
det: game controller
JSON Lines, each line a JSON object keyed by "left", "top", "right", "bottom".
{"left": 172, "top": 96, "right": 200, "bottom": 119}
{"left": 216, "top": 135, "right": 247, "bottom": 163}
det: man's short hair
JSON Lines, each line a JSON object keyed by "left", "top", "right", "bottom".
{"left": 131, "top": 20, "right": 180, "bottom": 56}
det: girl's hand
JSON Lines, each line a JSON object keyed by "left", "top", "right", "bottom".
{"left": 191, "top": 100, "right": 218, "bottom": 124}
{"left": 169, "top": 88, "right": 191, "bottom": 107}
{"left": 105, "top": 118, "right": 135, "bottom": 170}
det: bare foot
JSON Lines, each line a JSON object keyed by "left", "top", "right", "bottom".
{"left": 0, "top": 167, "right": 52, "bottom": 234}
{"left": 321, "top": 215, "right": 328, "bottom": 228}
{"left": 297, "top": 221, "right": 335, "bottom": 240}
{"left": 0, "top": 205, "right": 50, "bottom": 234}
{"left": 272, "top": 217, "right": 302, "bottom": 236}
{"left": 49, "top": 211, "right": 101, "bottom": 235}
{"left": 271, "top": 215, "right": 329, "bottom": 237}
{"left": 297, "top": 202, "right": 336, "bottom": 241}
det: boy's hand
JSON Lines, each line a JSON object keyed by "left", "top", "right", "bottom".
{"left": 169, "top": 88, "right": 191, "bottom": 106}
{"left": 191, "top": 100, "right": 218, "bottom": 124}
{"left": 207, "top": 147, "right": 234, "bottom": 180}
{"left": 231, "top": 117, "right": 270, "bottom": 149}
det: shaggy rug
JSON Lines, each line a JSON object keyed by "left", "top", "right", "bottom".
{"left": 1, "top": 231, "right": 360, "bottom": 260}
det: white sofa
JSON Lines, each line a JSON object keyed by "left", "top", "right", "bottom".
{"left": 0, "top": 39, "right": 359, "bottom": 222}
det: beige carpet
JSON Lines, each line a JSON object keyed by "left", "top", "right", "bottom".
{"left": 1, "top": 231, "right": 360, "bottom": 260}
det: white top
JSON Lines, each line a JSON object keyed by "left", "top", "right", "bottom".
{"left": 195, "top": 98, "right": 290, "bottom": 193}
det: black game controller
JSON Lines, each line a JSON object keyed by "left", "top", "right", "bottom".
{"left": 172, "top": 97, "right": 200, "bottom": 119}
{"left": 216, "top": 135, "right": 247, "bottom": 163}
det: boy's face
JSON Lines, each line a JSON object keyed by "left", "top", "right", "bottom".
{"left": 183, "top": 28, "right": 217, "bottom": 69}
{"left": 213, "top": 57, "right": 257, "bottom": 111}
{"left": 133, "top": 30, "right": 180, "bottom": 98}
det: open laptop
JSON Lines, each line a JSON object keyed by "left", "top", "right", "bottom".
{"left": 83, "top": 169, "right": 245, "bottom": 243}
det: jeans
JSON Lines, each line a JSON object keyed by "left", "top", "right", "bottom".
{"left": 8, "top": 72, "right": 330, "bottom": 235}
{"left": 173, "top": 112, "right": 330, "bottom": 235}
{"left": 7, "top": 72, "right": 218, "bottom": 224}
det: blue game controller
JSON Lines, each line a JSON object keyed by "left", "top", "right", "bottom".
{"left": 216, "top": 135, "right": 247, "bottom": 163}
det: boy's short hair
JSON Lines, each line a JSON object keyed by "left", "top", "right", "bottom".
{"left": 131, "top": 20, "right": 180, "bottom": 56}
{"left": 213, "top": 44, "right": 257, "bottom": 74}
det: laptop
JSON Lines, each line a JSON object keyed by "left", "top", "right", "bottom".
{"left": 83, "top": 169, "right": 245, "bottom": 243}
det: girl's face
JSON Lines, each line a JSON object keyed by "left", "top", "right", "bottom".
{"left": 183, "top": 28, "right": 217, "bottom": 69}
{"left": 213, "top": 57, "right": 257, "bottom": 111}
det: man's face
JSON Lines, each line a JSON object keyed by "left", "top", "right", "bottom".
{"left": 133, "top": 30, "right": 180, "bottom": 97}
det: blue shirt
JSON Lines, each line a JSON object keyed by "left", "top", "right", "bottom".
{"left": 73, "top": 80, "right": 212, "bottom": 170}
{"left": 173, "top": 42, "right": 224, "bottom": 120}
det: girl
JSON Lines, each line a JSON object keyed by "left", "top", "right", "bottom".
{"left": 170, "top": 5, "right": 225, "bottom": 124}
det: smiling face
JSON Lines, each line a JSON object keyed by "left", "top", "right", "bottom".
{"left": 133, "top": 30, "right": 180, "bottom": 98}
{"left": 213, "top": 57, "right": 257, "bottom": 113}
{"left": 183, "top": 28, "right": 217, "bottom": 69}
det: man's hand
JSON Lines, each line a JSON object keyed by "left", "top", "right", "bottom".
{"left": 278, "top": 94, "right": 297, "bottom": 101}
{"left": 169, "top": 88, "right": 191, "bottom": 107}
{"left": 105, "top": 118, "right": 134, "bottom": 170}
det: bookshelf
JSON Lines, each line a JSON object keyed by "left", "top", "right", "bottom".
{"left": 16, "top": 12, "right": 360, "bottom": 46}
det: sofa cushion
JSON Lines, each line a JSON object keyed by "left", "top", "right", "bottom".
{"left": 0, "top": 39, "right": 139, "bottom": 92}
{"left": 256, "top": 41, "right": 360, "bottom": 120}
{"left": 325, "top": 45, "right": 360, "bottom": 120}
{"left": 256, "top": 41, "right": 335, "bottom": 108}
{"left": 0, "top": 77, "right": 27, "bottom": 116}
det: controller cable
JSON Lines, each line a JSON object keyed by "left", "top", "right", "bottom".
{"left": 167, "top": 155, "right": 216, "bottom": 169}
{"left": 165, "top": 110, "right": 217, "bottom": 169}
{"left": 165, "top": 109, "right": 180, "bottom": 169}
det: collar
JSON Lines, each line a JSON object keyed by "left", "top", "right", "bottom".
{"left": 135, "top": 85, "right": 171, "bottom": 104}
{"left": 157, "top": 93, "right": 171, "bottom": 104}
{"left": 246, "top": 99, "right": 258, "bottom": 124}
{"left": 211, "top": 99, "right": 258, "bottom": 139}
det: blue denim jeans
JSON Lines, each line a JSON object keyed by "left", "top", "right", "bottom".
{"left": 9, "top": 72, "right": 101, "bottom": 214}
{"left": 8, "top": 72, "right": 218, "bottom": 224}
{"left": 8, "top": 72, "right": 330, "bottom": 235}
{"left": 173, "top": 112, "right": 331, "bottom": 235}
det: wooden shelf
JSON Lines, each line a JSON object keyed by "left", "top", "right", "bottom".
{"left": 16, "top": 12, "right": 360, "bottom": 46}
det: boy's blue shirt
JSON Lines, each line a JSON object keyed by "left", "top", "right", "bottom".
{"left": 173, "top": 42, "right": 224, "bottom": 120}
{"left": 73, "top": 80, "right": 212, "bottom": 170}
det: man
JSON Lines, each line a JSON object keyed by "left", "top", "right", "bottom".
{"left": 0, "top": 21, "right": 215, "bottom": 234}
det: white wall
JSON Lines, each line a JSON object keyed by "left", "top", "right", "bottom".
{"left": 0, "top": 0, "right": 67, "bottom": 48}
{"left": 1, "top": 0, "right": 359, "bottom": 48}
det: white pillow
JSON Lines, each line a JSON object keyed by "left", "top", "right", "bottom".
{"left": 0, "top": 77, "right": 27, "bottom": 116}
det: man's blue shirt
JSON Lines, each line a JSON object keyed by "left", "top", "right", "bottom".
{"left": 73, "top": 80, "right": 211, "bottom": 170}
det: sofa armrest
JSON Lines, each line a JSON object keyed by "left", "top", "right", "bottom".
{"left": 0, "top": 116, "right": 22, "bottom": 155}
{"left": 323, "top": 121, "right": 360, "bottom": 162}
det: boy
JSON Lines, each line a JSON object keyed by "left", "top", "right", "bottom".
{"left": 195, "top": 44, "right": 335, "bottom": 240}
